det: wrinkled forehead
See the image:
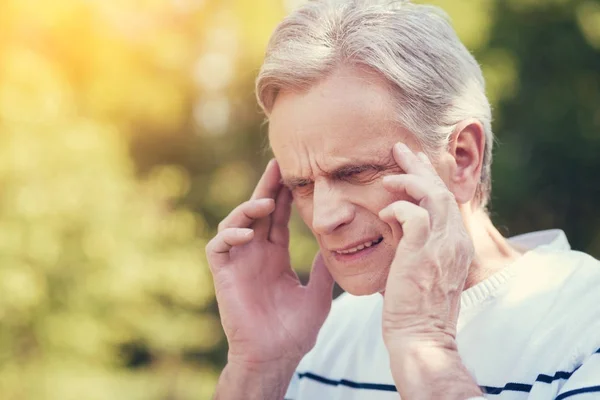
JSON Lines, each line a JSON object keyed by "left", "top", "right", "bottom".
{"left": 267, "top": 67, "right": 415, "bottom": 176}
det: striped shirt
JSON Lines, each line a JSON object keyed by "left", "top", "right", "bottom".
{"left": 285, "top": 230, "right": 600, "bottom": 399}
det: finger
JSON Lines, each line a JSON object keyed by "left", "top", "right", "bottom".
{"left": 205, "top": 228, "right": 254, "bottom": 266}
{"left": 416, "top": 152, "right": 448, "bottom": 190}
{"left": 382, "top": 174, "right": 449, "bottom": 227}
{"left": 251, "top": 159, "right": 282, "bottom": 201}
{"left": 269, "top": 186, "right": 292, "bottom": 246}
{"left": 392, "top": 143, "right": 448, "bottom": 184}
{"left": 379, "top": 200, "right": 430, "bottom": 248}
{"left": 218, "top": 199, "right": 275, "bottom": 232}
{"left": 392, "top": 142, "right": 429, "bottom": 176}
{"left": 307, "top": 252, "right": 334, "bottom": 302}
{"left": 417, "top": 151, "right": 434, "bottom": 170}
{"left": 251, "top": 160, "right": 283, "bottom": 237}
{"left": 392, "top": 143, "right": 448, "bottom": 189}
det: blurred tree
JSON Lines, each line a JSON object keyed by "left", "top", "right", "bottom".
{"left": 483, "top": 0, "right": 600, "bottom": 251}
{"left": 0, "top": 0, "right": 221, "bottom": 399}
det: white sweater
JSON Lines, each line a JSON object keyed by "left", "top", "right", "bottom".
{"left": 285, "top": 230, "right": 600, "bottom": 399}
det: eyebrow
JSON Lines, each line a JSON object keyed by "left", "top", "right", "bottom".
{"left": 281, "top": 162, "right": 390, "bottom": 188}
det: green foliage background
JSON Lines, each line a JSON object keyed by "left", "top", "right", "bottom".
{"left": 0, "top": 0, "right": 598, "bottom": 398}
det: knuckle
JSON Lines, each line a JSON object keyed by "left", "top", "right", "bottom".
{"left": 416, "top": 206, "right": 429, "bottom": 219}
{"left": 236, "top": 199, "right": 253, "bottom": 210}
{"left": 413, "top": 208, "right": 430, "bottom": 226}
{"left": 389, "top": 202, "right": 402, "bottom": 216}
{"left": 204, "top": 239, "right": 215, "bottom": 256}
{"left": 420, "top": 194, "right": 435, "bottom": 210}
{"left": 241, "top": 199, "right": 253, "bottom": 208}
{"left": 391, "top": 202, "right": 408, "bottom": 218}
{"left": 386, "top": 175, "right": 406, "bottom": 188}
{"left": 390, "top": 200, "right": 404, "bottom": 212}
{"left": 218, "top": 228, "right": 233, "bottom": 238}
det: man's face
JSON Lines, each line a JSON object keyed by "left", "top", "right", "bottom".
{"left": 269, "top": 67, "right": 424, "bottom": 295}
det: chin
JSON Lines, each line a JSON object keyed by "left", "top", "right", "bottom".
{"left": 333, "top": 270, "right": 389, "bottom": 296}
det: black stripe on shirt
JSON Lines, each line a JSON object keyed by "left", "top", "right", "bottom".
{"left": 483, "top": 349, "right": 600, "bottom": 395}
{"left": 537, "top": 369, "right": 579, "bottom": 383}
{"left": 297, "top": 372, "right": 397, "bottom": 392}
{"left": 481, "top": 382, "right": 533, "bottom": 394}
{"left": 555, "top": 385, "right": 600, "bottom": 400}
{"left": 298, "top": 369, "right": 574, "bottom": 395}
{"left": 296, "top": 347, "right": 600, "bottom": 395}
{"left": 481, "top": 368, "right": 581, "bottom": 394}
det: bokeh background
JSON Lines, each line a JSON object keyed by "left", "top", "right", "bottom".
{"left": 1, "top": 0, "right": 599, "bottom": 398}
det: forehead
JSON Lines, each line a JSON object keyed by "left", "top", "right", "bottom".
{"left": 268, "top": 66, "right": 413, "bottom": 173}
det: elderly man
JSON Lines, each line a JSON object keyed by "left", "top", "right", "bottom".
{"left": 205, "top": 0, "right": 600, "bottom": 399}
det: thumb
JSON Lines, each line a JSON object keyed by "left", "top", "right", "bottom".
{"left": 307, "top": 252, "right": 335, "bottom": 301}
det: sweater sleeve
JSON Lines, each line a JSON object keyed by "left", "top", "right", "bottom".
{"left": 554, "top": 348, "right": 600, "bottom": 400}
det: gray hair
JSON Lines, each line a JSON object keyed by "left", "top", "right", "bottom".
{"left": 256, "top": 0, "right": 494, "bottom": 207}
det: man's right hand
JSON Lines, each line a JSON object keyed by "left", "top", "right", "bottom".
{"left": 205, "top": 159, "right": 335, "bottom": 374}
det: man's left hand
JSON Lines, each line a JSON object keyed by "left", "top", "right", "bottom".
{"left": 378, "top": 142, "right": 482, "bottom": 399}
{"left": 379, "top": 141, "right": 473, "bottom": 348}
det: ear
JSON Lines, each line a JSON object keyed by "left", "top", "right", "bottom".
{"left": 446, "top": 119, "right": 485, "bottom": 204}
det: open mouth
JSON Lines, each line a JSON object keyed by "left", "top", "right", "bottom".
{"left": 334, "top": 236, "right": 383, "bottom": 256}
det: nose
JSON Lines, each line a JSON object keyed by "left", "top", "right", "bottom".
{"left": 311, "top": 180, "right": 355, "bottom": 235}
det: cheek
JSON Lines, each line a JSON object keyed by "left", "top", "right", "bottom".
{"left": 292, "top": 196, "right": 314, "bottom": 228}
{"left": 349, "top": 183, "right": 407, "bottom": 244}
{"left": 347, "top": 182, "right": 399, "bottom": 214}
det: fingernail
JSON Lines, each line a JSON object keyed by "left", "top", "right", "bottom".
{"left": 238, "top": 228, "right": 254, "bottom": 237}
{"left": 378, "top": 207, "right": 391, "bottom": 219}
{"left": 256, "top": 198, "right": 274, "bottom": 206}
{"left": 395, "top": 142, "right": 410, "bottom": 152}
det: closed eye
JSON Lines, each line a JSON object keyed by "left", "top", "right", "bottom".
{"left": 286, "top": 178, "right": 314, "bottom": 196}
{"left": 334, "top": 165, "right": 382, "bottom": 182}
{"left": 282, "top": 163, "right": 389, "bottom": 193}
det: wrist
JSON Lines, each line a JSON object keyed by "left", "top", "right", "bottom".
{"left": 387, "top": 340, "right": 482, "bottom": 400}
{"left": 226, "top": 355, "right": 300, "bottom": 377}
{"left": 216, "top": 358, "right": 300, "bottom": 400}
{"left": 384, "top": 328, "right": 457, "bottom": 355}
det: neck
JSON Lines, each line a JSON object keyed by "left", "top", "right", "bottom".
{"left": 462, "top": 206, "right": 524, "bottom": 289}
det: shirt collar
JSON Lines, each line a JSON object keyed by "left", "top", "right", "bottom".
{"left": 508, "top": 229, "right": 571, "bottom": 251}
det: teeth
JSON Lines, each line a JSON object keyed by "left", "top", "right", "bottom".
{"left": 336, "top": 238, "right": 381, "bottom": 255}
